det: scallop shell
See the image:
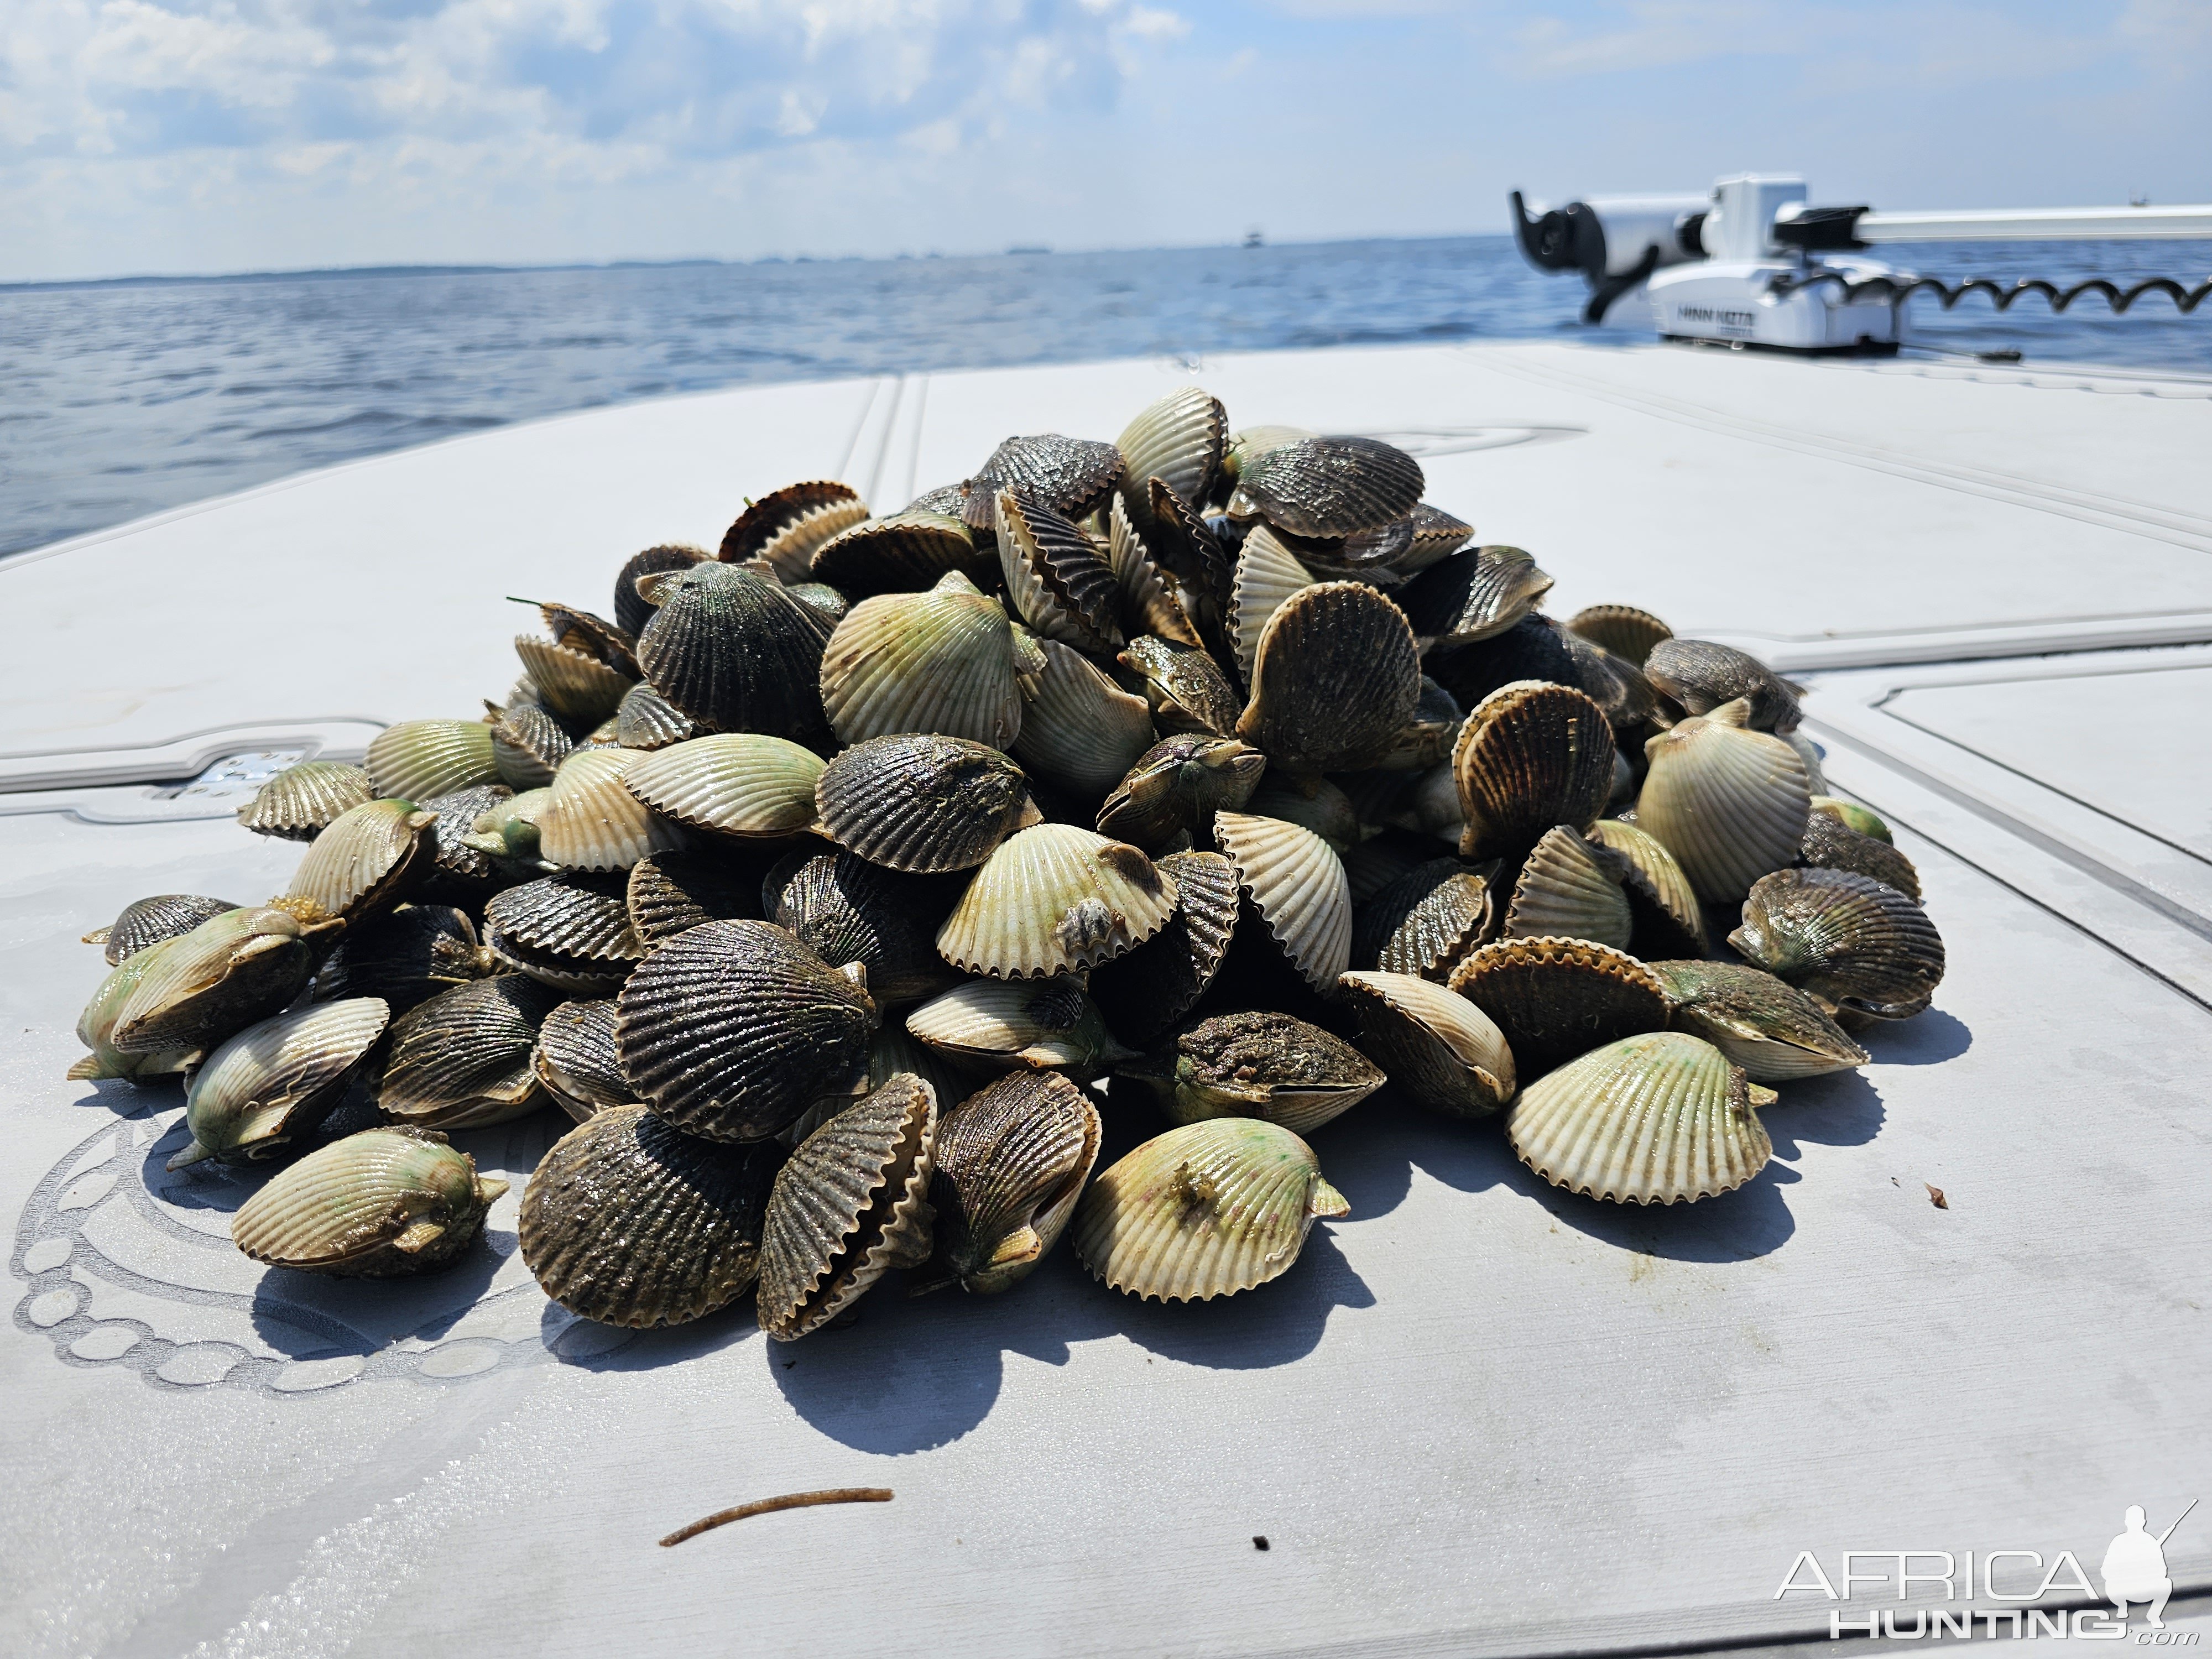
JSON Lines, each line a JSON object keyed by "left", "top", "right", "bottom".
{"left": 529, "top": 998, "right": 635, "bottom": 1120}
{"left": 718, "top": 479, "right": 869, "bottom": 582}
{"left": 1350, "top": 857, "right": 1498, "bottom": 982}
{"left": 815, "top": 733, "right": 1038, "bottom": 874}
{"left": 1225, "top": 435, "right": 1423, "bottom": 538}
{"left": 937, "top": 823, "right": 1178, "bottom": 979}
{"left": 810, "top": 509, "right": 987, "bottom": 596}
{"left": 614, "top": 542, "right": 709, "bottom": 638}
{"left": 995, "top": 489, "right": 1124, "bottom": 656}
{"left": 538, "top": 748, "right": 685, "bottom": 872}
{"left": 1798, "top": 809, "right": 1921, "bottom": 901}
{"left": 1137, "top": 1010, "right": 1384, "bottom": 1136}
{"left": 88, "top": 894, "right": 239, "bottom": 965}
{"left": 1117, "top": 386, "right": 1228, "bottom": 533}
{"left": 285, "top": 797, "right": 441, "bottom": 923}
{"left": 237, "top": 763, "right": 373, "bottom": 842}
{"left": 1145, "top": 476, "right": 1235, "bottom": 623}
{"left": 1095, "top": 735, "right": 1266, "bottom": 852}
{"left": 1011, "top": 636, "right": 1156, "bottom": 798}
{"left": 1372, "top": 675, "right": 1463, "bottom": 773}
{"left": 1811, "top": 795, "right": 1893, "bottom": 845}
{"left": 1452, "top": 681, "right": 1616, "bottom": 860}
{"left": 1214, "top": 811, "right": 1352, "bottom": 992}
{"left": 1637, "top": 699, "right": 1811, "bottom": 904}
{"left": 1105, "top": 493, "right": 1202, "bottom": 646}
{"left": 768, "top": 849, "right": 962, "bottom": 1004}
{"left": 905, "top": 978, "right": 1135, "bottom": 1074}
{"left": 926, "top": 1071, "right": 1102, "bottom": 1295}
{"left": 1236, "top": 581, "right": 1421, "bottom": 774}
{"left": 619, "top": 733, "right": 824, "bottom": 839}
{"left": 1244, "top": 774, "right": 1360, "bottom": 854}
{"left": 488, "top": 701, "right": 574, "bottom": 789}
{"left": 520, "top": 1104, "right": 782, "bottom": 1323}
{"left": 1447, "top": 935, "right": 1669, "bottom": 1074}
{"left": 232, "top": 1125, "right": 508, "bottom": 1277}
{"left": 365, "top": 720, "right": 500, "bottom": 802}
{"left": 1226, "top": 524, "right": 1316, "bottom": 683}
{"left": 757, "top": 1073, "right": 939, "bottom": 1339}
{"left": 1070, "top": 1118, "right": 1347, "bottom": 1303}
{"left": 958, "top": 434, "right": 1125, "bottom": 533}
{"left": 624, "top": 849, "right": 765, "bottom": 948}
{"left": 1565, "top": 630, "right": 1659, "bottom": 734}
{"left": 419, "top": 784, "right": 513, "bottom": 894}
{"left": 483, "top": 872, "right": 642, "bottom": 994}
{"left": 377, "top": 975, "right": 561, "bottom": 1129}
{"left": 1587, "top": 818, "right": 1708, "bottom": 957}
{"left": 1399, "top": 503, "right": 1475, "bottom": 575}
{"left": 1400, "top": 545, "right": 1554, "bottom": 647}
{"left": 1502, "top": 825, "right": 1635, "bottom": 950}
{"left": 1086, "top": 849, "right": 1240, "bottom": 1046}
{"left": 69, "top": 937, "right": 198, "bottom": 1082}
{"left": 611, "top": 681, "right": 695, "bottom": 752}
{"left": 1118, "top": 634, "right": 1240, "bottom": 737}
{"left": 617, "top": 919, "right": 878, "bottom": 1140}
{"left": 462, "top": 787, "right": 552, "bottom": 868}
{"left": 1507, "top": 1031, "right": 1774, "bottom": 1205}
{"left": 1566, "top": 604, "right": 1673, "bottom": 667}
{"left": 169, "top": 997, "right": 391, "bottom": 1169}
{"left": 109, "top": 906, "right": 317, "bottom": 1057}
{"left": 1647, "top": 959, "right": 1870, "bottom": 1082}
{"left": 1338, "top": 970, "right": 1516, "bottom": 1119}
{"left": 820, "top": 571, "right": 1023, "bottom": 750}
{"left": 1220, "top": 424, "right": 1318, "bottom": 493}
{"left": 1730, "top": 867, "right": 1945, "bottom": 1020}
{"left": 310, "top": 904, "right": 494, "bottom": 1014}
{"left": 1646, "top": 638, "right": 1801, "bottom": 733}
{"left": 515, "top": 634, "right": 634, "bottom": 726}
{"left": 520, "top": 598, "right": 640, "bottom": 679}
{"left": 635, "top": 560, "right": 834, "bottom": 745}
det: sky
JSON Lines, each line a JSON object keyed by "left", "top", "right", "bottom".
{"left": 3, "top": 0, "right": 2209, "bottom": 283}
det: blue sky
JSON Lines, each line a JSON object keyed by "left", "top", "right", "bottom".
{"left": 4, "top": 0, "right": 2208, "bottom": 281}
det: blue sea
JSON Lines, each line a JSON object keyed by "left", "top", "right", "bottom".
{"left": 4, "top": 234, "right": 2208, "bottom": 559}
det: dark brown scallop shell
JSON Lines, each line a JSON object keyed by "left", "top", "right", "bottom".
{"left": 1145, "top": 476, "right": 1235, "bottom": 627}
{"left": 958, "top": 435, "right": 1126, "bottom": 536}
{"left": 1646, "top": 638, "right": 1802, "bottom": 733}
{"left": 484, "top": 872, "right": 643, "bottom": 994}
{"left": 419, "top": 784, "right": 514, "bottom": 896}
{"left": 311, "top": 904, "right": 495, "bottom": 1014}
{"left": 814, "top": 733, "right": 1037, "bottom": 873}
{"left": 766, "top": 849, "right": 963, "bottom": 1004}
{"left": 1423, "top": 613, "right": 1580, "bottom": 713}
{"left": 718, "top": 479, "right": 869, "bottom": 581}
{"left": 520, "top": 1104, "right": 784, "bottom": 1326}
{"left": 614, "top": 542, "right": 709, "bottom": 639}
{"left": 1095, "top": 734, "right": 1266, "bottom": 852}
{"left": 1798, "top": 811, "right": 1922, "bottom": 901}
{"left": 1447, "top": 935, "right": 1669, "bottom": 1074}
{"left": 635, "top": 560, "right": 835, "bottom": 747}
{"left": 1118, "top": 634, "right": 1240, "bottom": 738}
{"left": 1400, "top": 545, "right": 1554, "bottom": 646}
{"left": 1730, "top": 868, "right": 1944, "bottom": 1020}
{"left": 1350, "top": 857, "right": 1500, "bottom": 982}
{"left": 995, "top": 490, "right": 1124, "bottom": 656}
{"left": 376, "top": 974, "right": 564, "bottom": 1129}
{"left": 1452, "top": 681, "right": 1616, "bottom": 860}
{"left": 624, "top": 848, "right": 766, "bottom": 948}
{"left": 237, "top": 762, "right": 374, "bottom": 842}
{"left": 1225, "top": 435, "right": 1424, "bottom": 538}
{"left": 810, "top": 509, "right": 990, "bottom": 596}
{"left": 1236, "top": 582, "right": 1421, "bottom": 775}
{"left": 1566, "top": 604, "right": 1673, "bottom": 667}
{"left": 530, "top": 998, "right": 634, "bottom": 1120}
{"left": 925, "top": 1070, "right": 1102, "bottom": 1295}
{"left": 616, "top": 919, "right": 877, "bottom": 1141}
{"left": 90, "top": 895, "right": 239, "bottom": 966}
{"left": 1086, "top": 848, "right": 1241, "bottom": 1045}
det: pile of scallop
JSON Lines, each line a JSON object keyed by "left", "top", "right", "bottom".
{"left": 69, "top": 387, "right": 1945, "bottom": 1335}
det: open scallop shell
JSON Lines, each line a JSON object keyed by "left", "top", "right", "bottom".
{"left": 310, "top": 904, "right": 494, "bottom": 1014}
{"left": 1118, "top": 634, "right": 1240, "bottom": 737}
{"left": 821, "top": 571, "right": 1023, "bottom": 750}
{"left": 1401, "top": 545, "right": 1554, "bottom": 648}
{"left": 1070, "top": 1118, "right": 1348, "bottom": 1303}
{"left": 614, "top": 542, "right": 709, "bottom": 638}
{"left": 768, "top": 849, "right": 962, "bottom": 1004}
{"left": 1730, "top": 867, "right": 1945, "bottom": 1020}
{"left": 937, "top": 823, "right": 1178, "bottom": 979}
{"left": 1132, "top": 1010, "right": 1384, "bottom": 1136}
{"left": 376, "top": 975, "right": 561, "bottom": 1130}
{"left": 1224, "top": 435, "right": 1423, "bottom": 539}
{"left": 635, "top": 560, "right": 834, "bottom": 746}
{"left": 520, "top": 1104, "right": 782, "bottom": 1324}
{"left": 1214, "top": 811, "right": 1352, "bottom": 992}
{"left": 624, "top": 849, "right": 765, "bottom": 948}
{"left": 620, "top": 733, "right": 824, "bottom": 839}
{"left": 530, "top": 998, "right": 635, "bottom": 1120}
{"left": 71, "top": 938, "right": 197, "bottom": 1082}
{"left": 757, "top": 1073, "right": 939, "bottom": 1339}
{"left": 515, "top": 635, "right": 634, "bottom": 726}
{"left": 483, "top": 872, "right": 641, "bottom": 994}
{"left": 1566, "top": 604, "right": 1673, "bottom": 667}
{"left": 718, "top": 479, "right": 869, "bottom": 581}
{"left": 810, "top": 509, "right": 988, "bottom": 596}
{"left": 1648, "top": 959, "right": 1870, "bottom": 1082}
{"left": 1011, "top": 636, "right": 1156, "bottom": 798}
{"left": 1452, "top": 680, "right": 1616, "bottom": 860}
{"left": 538, "top": 748, "right": 684, "bottom": 872}
{"left": 925, "top": 1071, "right": 1102, "bottom": 1295}
{"left": 1338, "top": 970, "right": 1516, "bottom": 1119}
{"left": 1447, "top": 935, "right": 1668, "bottom": 1075}
{"left": 995, "top": 489, "right": 1124, "bottom": 656}
{"left": 905, "top": 978, "right": 1135, "bottom": 1074}
{"left": 1086, "top": 849, "right": 1240, "bottom": 1046}
{"left": 1236, "top": 581, "right": 1421, "bottom": 774}
{"left": 168, "top": 997, "right": 391, "bottom": 1170}
{"left": 111, "top": 906, "right": 318, "bottom": 1057}
{"left": 1637, "top": 698, "right": 1811, "bottom": 904}
{"left": 815, "top": 733, "right": 1038, "bottom": 874}
{"left": 1349, "top": 857, "right": 1498, "bottom": 982}
{"left": 88, "top": 894, "right": 239, "bottom": 965}
{"left": 232, "top": 1125, "right": 508, "bottom": 1278}
{"left": 1105, "top": 493, "right": 1203, "bottom": 646}
{"left": 1588, "top": 818, "right": 1708, "bottom": 957}
{"left": 1503, "top": 825, "right": 1635, "bottom": 950}
{"left": 285, "top": 797, "right": 440, "bottom": 924}
{"left": 617, "top": 918, "right": 878, "bottom": 1141}
{"left": 237, "top": 763, "right": 373, "bottom": 842}
{"left": 1117, "top": 386, "right": 1228, "bottom": 532}
{"left": 1507, "top": 1031, "right": 1774, "bottom": 1205}
{"left": 1095, "top": 735, "right": 1266, "bottom": 852}
{"left": 365, "top": 720, "right": 499, "bottom": 803}
{"left": 1646, "top": 638, "right": 1801, "bottom": 733}
{"left": 1226, "top": 524, "right": 1316, "bottom": 684}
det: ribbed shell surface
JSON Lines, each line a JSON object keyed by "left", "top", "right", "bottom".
{"left": 757, "top": 1074, "right": 938, "bottom": 1339}
{"left": 1647, "top": 959, "right": 1870, "bottom": 1082}
{"left": 1086, "top": 849, "right": 1239, "bottom": 1045}
{"left": 1504, "top": 826, "right": 1635, "bottom": 950}
{"left": 814, "top": 733, "right": 1034, "bottom": 873}
{"left": 810, "top": 510, "right": 984, "bottom": 596}
{"left": 1214, "top": 812, "right": 1351, "bottom": 991}
{"left": 1566, "top": 604, "right": 1672, "bottom": 667}
{"left": 1729, "top": 868, "right": 1946, "bottom": 1018}
{"left": 366, "top": 720, "right": 500, "bottom": 802}
{"left": 1452, "top": 681, "right": 1616, "bottom": 860}
{"left": 931, "top": 1071, "right": 1101, "bottom": 1292}
{"left": 490, "top": 701, "right": 571, "bottom": 789}
{"left": 1095, "top": 735, "right": 1265, "bottom": 851}
{"left": 620, "top": 733, "right": 824, "bottom": 837}
{"left": 484, "top": 872, "right": 642, "bottom": 990}
{"left": 1163, "top": 1011, "right": 1384, "bottom": 1136}
{"left": 1646, "top": 638, "right": 1801, "bottom": 732}
{"left": 1106, "top": 495, "right": 1202, "bottom": 646}
{"left": 181, "top": 997, "right": 390, "bottom": 1162}
{"left": 1350, "top": 858, "right": 1496, "bottom": 982}
{"left": 1400, "top": 503, "right": 1475, "bottom": 574}
{"left": 937, "top": 823, "right": 1178, "bottom": 978}
{"left": 1116, "top": 385, "right": 1228, "bottom": 531}
{"left": 1237, "top": 581, "right": 1420, "bottom": 774}
{"left": 1401, "top": 545, "right": 1554, "bottom": 646}
{"left": 820, "top": 575, "right": 1022, "bottom": 750}
{"left": 1070, "top": 1118, "right": 1346, "bottom": 1303}
{"left": 624, "top": 849, "right": 765, "bottom": 947}
{"left": 1447, "top": 936, "right": 1669, "bottom": 1075}
{"left": 768, "top": 850, "right": 961, "bottom": 1004}
{"left": 285, "top": 798, "right": 439, "bottom": 920}
{"left": 514, "top": 635, "right": 633, "bottom": 724}
{"left": 95, "top": 894, "right": 239, "bottom": 964}
{"left": 994, "top": 491, "right": 1123, "bottom": 656}
{"left": 615, "top": 919, "right": 876, "bottom": 1141}
{"left": 110, "top": 907, "right": 312, "bottom": 1055}
{"left": 718, "top": 479, "right": 869, "bottom": 582}
{"left": 904, "top": 978, "right": 1126, "bottom": 1073}
{"left": 1798, "top": 811, "right": 1922, "bottom": 901}
{"left": 71, "top": 940, "right": 196, "bottom": 1081}
{"left": 1507, "top": 1031, "right": 1772, "bottom": 1205}
{"left": 539, "top": 748, "right": 684, "bottom": 872}
{"left": 614, "top": 542, "right": 709, "bottom": 638}
{"left": 611, "top": 681, "right": 694, "bottom": 751}
{"left": 1339, "top": 970, "right": 1516, "bottom": 1119}
{"left": 378, "top": 975, "right": 559, "bottom": 1129}
{"left": 1227, "top": 435, "right": 1424, "bottom": 538}
{"left": 1227, "top": 525, "right": 1315, "bottom": 683}
{"left": 1636, "top": 709, "right": 1811, "bottom": 904}
{"left": 1011, "top": 637, "right": 1156, "bottom": 797}
{"left": 421, "top": 784, "right": 513, "bottom": 889}
{"left": 231, "top": 1126, "right": 495, "bottom": 1275}
{"left": 961, "top": 434, "right": 1125, "bottom": 529}
{"left": 635, "top": 562, "right": 834, "bottom": 744}
{"left": 531, "top": 998, "right": 635, "bottom": 1118}
{"left": 310, "top": 904, "right": 489, "bottom": 1014}
{"left": 1588, "top": 819, "right": 1708, "bottom": 957}
{"left": 519, "top": 1105, "right": 782, "bottom": 1324}
{"left": 237, "top": 763, "right": 374, "bottom": 842}
{"left": 1119, "top": 635, "right": 1240, "bottom": 737}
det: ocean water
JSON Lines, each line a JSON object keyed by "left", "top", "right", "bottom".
{"left": 4, "top": 234, "right": 2208, "bottom": 559}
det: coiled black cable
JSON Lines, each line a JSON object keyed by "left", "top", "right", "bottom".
{"left": 1767, "top": 269, "right": 2212, "bottom": 314}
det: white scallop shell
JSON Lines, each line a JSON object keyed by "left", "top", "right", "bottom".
{"left": 937, "top": 823, "right": 1179, "bottom": 979}
{"left": 1213, "top": 810, "right": 1352, "bottom": 990}
{"left": 538, "top": 747, "right": 685, "bottom": 871}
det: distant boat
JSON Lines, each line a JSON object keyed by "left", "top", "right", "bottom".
{"left": 1006, "top": 244, "right": 1051, "bottom": 256}
{"left": 1243, "top": 229, "right": 1265, "bottom": 249}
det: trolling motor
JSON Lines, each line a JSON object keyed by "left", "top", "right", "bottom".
{"left": 1512, "top": 174, "right": 2212, "bottom": 353}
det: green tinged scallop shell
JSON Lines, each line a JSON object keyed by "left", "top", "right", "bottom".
{"left": 1339, "top": 970, "right": 1516, "bottom": 1119}
{"left": 718, "top": 479, "right": 869, "bottom": 582}
{"left": 377, "top": 975, "right": 561, "bottom": 1129}
{"left": 617, "top": 919, "right": 878, "bottom": 1141}
{"left": 925, "top": 1070, "right": 1102, "bottom": 1295}
{"left": 905, "top": 978, "right": 1135, "bottom": 1074}
{"left": 169, "top": 997, "right": 391, "bottom": 1169}
{"left": 1117, "top": 385, "right": 1228, "bottom": 535}
{"left": 1452, "top": 680, "right": 1616, "bottom": 860}
{"left": 1118, "top": 634, "right": 1240, "bottom": 737}
{"left": 995, "top": 489, "right": 1124, "bottom": 656}
{"left": 1811, "top": 795, "right": 1892, "bottom": 844}
{"left": 109, "top": 906, "right": 318, "bottom": 1057}
{"left": 821, "top": 571, "right": 1023, "bottom": 750}
{"left": 937, "top": 823, "right": 1178, "bottom": 979}
{"left": 1646, "top": 638, "right": 1801, "bottom": 733}
{"left": 1226, "top": 524, "right": 1316, "bottom": 684}
{"left": 530, "top": 998, "right": 635, "bottom": 1120}
{"left": 1086, "top": 848, "right": 1240, "bottom": 1046}
{"left": 814, "top": 733, "right": 1039, "bottom": 874}
{"left": 285, "top": 797, "right": 440, "bottom": 923}
{"left": 1588, "top": 818, "right": 1708, "bottom": 957}
{"left": 1214, "top": 811, "right": 1352, "bottom": 991}
{"left": 237, "top": 763, "right": 373, "bottom": 842}
{"left": 1096, "top": 734, "right": 1266, "bottom": 852}
{"left": 1401, "top": 545, "right": 1554, "bottom": 647}
{"left": 1503, "top": 825, "right": 1635, "bottom": 950}
{"left": 1070, "top": 1118, "right": 1348, "bottom": 1303}
{"left": 463, "top": 787, "right": 552, "bottom": 869}
{"left": 1011, "top": 636, "right": 1156, "bottom": 798}
{"left": 1130, "top": 1010, "right": 1384, "bottom": 1136}
{"left": 69, "top": 937, "right": 198, "bottom": 1082}
{"left": 88, "top": 894, "right": 239, "bottom": 965}
{"left": 621, "top": 733, "right": 824, "bottom": 838}
{"left": 1447, "top": 935, "right": 1668, "bottom": 1075}
{"left": 1349, "top": 857, "right": 1498, "bottom": 982}
{"left": 1236, "top": 581, "right": 1421, "bottom": 774}
{"left": 520, "top": 1105, "right": 782, "bottom": 1324}
{"left": 1566, "top": 604, "right": 1672, "bottom": 667}
{"left": 515, "top": 634, "right": 634, "bottom": 725}
{"left": 757, "top": 1073, "right": 939, "bottom": 1339}
{"left": 483, "top": 872, "right": 642, "bottom": 994}
{"left": 1647, "top": 959, "right": 1870, "bottom": 1082}
{"left": 1730, "top": 867, "right": 1945, "bottom": 1020}
{"left": 538, "top": 747, "right": 684, "bottom": 872}
{"left": 232, "top": 1125, "right": 508, "bottom": 1277}
{"left": 1637, "top": 698, "right": 1811, "bottom": 904}
{"left": 1506, "top": 1031, "right": 1774, "bottom": 1205}
{"left": 1798, "top": 809, "right": 1921, "bottom": 901}
{"left": 768, "top": 849, "right": 962, "bottom": 1004}
{"left": 365, "top": 720, "right": 500, "bottom": 802}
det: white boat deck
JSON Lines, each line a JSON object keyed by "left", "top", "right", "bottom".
{"left": 3, "top": 340, "right": 2208, "bottom": 1658}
